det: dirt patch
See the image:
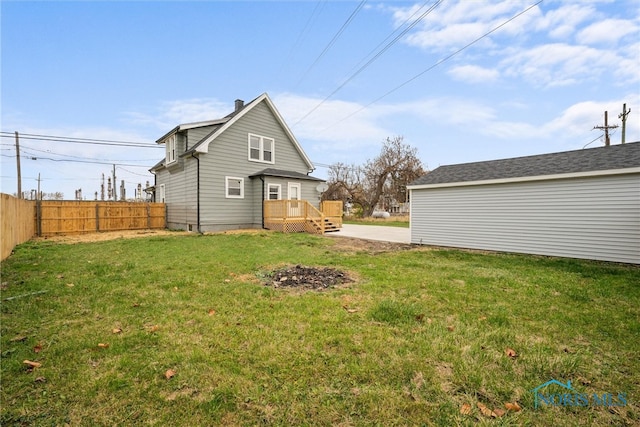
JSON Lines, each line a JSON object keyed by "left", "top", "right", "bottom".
{"left": 327, "top": 236, "right": 415, "bottom": 254}
{"left": 265, "top": 265, "right": 353, "bottom": 291}
{"left": 31, "top": 229, "right": 189, "bottom": 244}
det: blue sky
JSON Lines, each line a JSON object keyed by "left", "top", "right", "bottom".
{"left": 2, "top": 0, "right": 639, "bottom": 199}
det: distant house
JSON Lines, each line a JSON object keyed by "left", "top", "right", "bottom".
{"left": 150, "top": 93, "right": 338, "bottom": 233}
{"left": 408, "top": 142, "right": 640, "bottom": 264}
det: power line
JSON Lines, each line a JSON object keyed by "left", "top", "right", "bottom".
{"left": 295, "top": 0, "right": 368, "bottom": 88}
{"left": 292, "top": 0, "right": 444, "bottom": 127}
{"left": 0, "top": 131, "right": 159, "bottom": 148}
{"left": 318, "top": 0, "right": 543, "bottom": 133}
{"left": 1, "top": 142, "right": 158, "bottom": 162}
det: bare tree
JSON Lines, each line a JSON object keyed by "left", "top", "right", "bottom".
{"left": 324, "top": 136, "right": 426, "bottom": 217}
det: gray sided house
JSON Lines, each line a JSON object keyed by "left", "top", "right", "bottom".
{"left": 150, "top": 93, "right": 325, "bottom": 232}
{"left": 408, "top": 142, "right": 640, "bottom": 264}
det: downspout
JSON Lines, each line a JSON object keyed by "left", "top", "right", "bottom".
{"left": 259, "top": 175, "right": 265, "bottom": 229}
{"left": 191, "top": 152, "right": 201, "bottom": 234}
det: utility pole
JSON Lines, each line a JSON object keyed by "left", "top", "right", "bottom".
{"left": 37, "top": 173, "right": 41, "bottom": 200}
{"left": 101, "top": 173, "right": 105, "bottom": 201}
{"left": 618, "top": 103, "right": 631, "bottom": 144}
{"left": 15, "top": 131, "right": 22, "bottom": 198}
{"left": 593, "top": 111, "right": 618, "bottom": 146}
{"left": 113, "top": 164, "right": 117, "bottom": 201}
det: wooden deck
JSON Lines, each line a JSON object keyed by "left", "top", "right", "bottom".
{"left": 264, "top": 200, "right": 342, "bottom": 234}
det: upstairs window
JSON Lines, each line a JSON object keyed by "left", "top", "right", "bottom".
{"left": 166, "top": 134, "right": 177, "bottom": 164}
{"left": 248, "top": 134, "right": 274, "bottom": 164}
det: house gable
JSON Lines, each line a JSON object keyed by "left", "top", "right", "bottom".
{"left": 189, "top": 93, "right": 314, "bottom": 172}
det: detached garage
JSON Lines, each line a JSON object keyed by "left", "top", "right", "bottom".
{"left": 408, "top": 142, "right": 640, "bottom": 264}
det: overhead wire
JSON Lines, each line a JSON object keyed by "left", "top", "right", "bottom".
{"left": 292, "top": 0, "right": 444, "bottom": 127}
{"left": 0, "top": 131, "right": 159, "bottom": 148}
{"left": 294, "top": 0, "right": 368, "bottom": 88}
{"left": 316, "top": 0, "right": 544, "bottom": 133}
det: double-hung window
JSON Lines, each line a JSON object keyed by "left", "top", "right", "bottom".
{"left": 267, "top": 183, "right": 281, "bottom": 200}
{"left": 225, "top": 176, "right": 244, "bottom": 199}
{"left": 166, "top": 134, "right": 177, "bottom": 164}
{"left": 248, "top": 134, "right": 274, "bottom": 164}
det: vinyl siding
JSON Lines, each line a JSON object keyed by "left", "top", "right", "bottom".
{"left": 155, "top": 157, "right": 198, "bottom": 230}
{"left": 410, "top": 173, "right": 640, "bottom": 264}
{"left": 197, "top": 100, "right": 314, "bottom": 231}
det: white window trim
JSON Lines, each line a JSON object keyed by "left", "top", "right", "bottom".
{"left": 225, "top": 176, "right": 244, "bottom": 199}
{"left": 166, "top": 134, "right": 177, "bottom": 165}
{"left": 158, "top": 184, "right": 166, "bottom": 203}
{"left": 248, "top": 133, "right": 275, "bottom": 164}
{"left": 267, "top": 183, "right": 281, "bottom": 200}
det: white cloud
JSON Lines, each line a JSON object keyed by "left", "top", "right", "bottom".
{"left": 448, "top": 64, "right": 500, "bottom": 83}
{"left": 124, "top": 98, "right": 230, "bottom": 131}
{"left": 576, "top": 18, "right": 639, "bottom": 45}
{"left": 500, "top": 43, "right": 617, "bottom": 87}
{"left": 534, "top": 4, "right": 596, "bottom": 39}
{"left": 274, "top": 93, "right": 392, "bottom": 151}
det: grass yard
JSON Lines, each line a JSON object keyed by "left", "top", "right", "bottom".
{"left": 1, "top": 231, "right": 638, "bottom": 426}
{"left": 343, "top": 215, "right": 410, "bottom": 228}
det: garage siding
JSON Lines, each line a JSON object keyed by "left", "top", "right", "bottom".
{"left": 410, "top": 173, "right": 640, "bottom": 264}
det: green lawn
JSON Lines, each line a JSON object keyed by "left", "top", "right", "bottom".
{"left": 343, "top": 216, "right": 410, "bottom": 228}
{"left": 1, "top": 232, "right": 638, "bottom": 426}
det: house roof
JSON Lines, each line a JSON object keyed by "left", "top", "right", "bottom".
{"left": 155, "top": 118, "right": 231, "bottom": 143}
{"left": 409, "top": 142, "right": 640, "bottom": 188}
{"left": 248, "top": 168, "right": 324, "bottom": 181}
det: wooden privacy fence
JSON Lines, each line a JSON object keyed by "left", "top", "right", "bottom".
{"left": 37, "top": 201, "right": 166, "bottom": 236}
{"left": 1, "top": 194, "right": 36, "bottom": 260}
{"left": 1, "top": 194, "right": 167, "bottom": 260}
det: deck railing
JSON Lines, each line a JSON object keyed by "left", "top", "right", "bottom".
{"left": 264, "top": 200, "right": 342, "bottom": 234}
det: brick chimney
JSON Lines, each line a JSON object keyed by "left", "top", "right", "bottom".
{"left": 235, "top": 99, "right": 244, "bottom": 112}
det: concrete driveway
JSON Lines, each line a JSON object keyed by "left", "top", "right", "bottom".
{"left": 328, "top": 224, "right": 410, "bottom": 244}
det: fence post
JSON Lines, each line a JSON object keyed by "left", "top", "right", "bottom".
{"left": 147, "top": 204, "right": 151, "bottom": 229}
{"left": 95, "top": 203, "right": 100, "bottom": 232}
{"left": 36, "top": 200, "right": 42, "bottom": 237}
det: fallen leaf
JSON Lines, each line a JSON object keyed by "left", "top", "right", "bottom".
{"left": 11, "top": 335, "right": 27, "bottom": 342}
{"left": 505, "top": 402, "right": 522, "bottom": 412}
{"left": 56, "top": 274, "right": 64, "bottom": 279}
{"left": 208, "top": 309, "right": 216, "bottom": 316}
{"left": 224, "top": 279, "right": 231, "bottom": 283}
{"left": 33, "top": 343, "right": 43, "bottom": 353}
{"left": 477, "top": 402, "right": 497, "bottom": 418}
{"left": 34, "top": 376, "right": 46, "bottom": 383}
{"left": 66, "top": 283, "right": 74, "bottom": 287}
{"left": 493, "top": 408, "right": 506, "bottom": 417}
{"left": 460, "top": 403, "right": 472, "bottom": 416}
{"left": 97, "top": 343, "right": 109, "bottom": 348}
{"left": 23, "top": 360, "right": 42, "bottom": 368}
{"left": 578, "top": 377, "right": 591, "bottom": 386}
{"left": 132, "top": 303, "right": 141, "bottom": 307}
{"left": 478, "top": 316, "right": 487, "bottom": 321}
{"left": 447, "top": 325, "right": 455, "bottom": 332}
{"left": 165, "top": 369, "right": 176, "bottom": 379}
{"left": 147, "top": 325, "right": 159, "bottom": 332}
{"left": 112, "top": 328, "right": 122, "bottom": 334}
{"left": 505, "top": 348, "right": 518, "bottom": 358}
{"left": 342, "top": 305, "right": 358, "bottom": 313}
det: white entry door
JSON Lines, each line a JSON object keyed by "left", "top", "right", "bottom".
{"left": 287, "top": 183, "right": 301, "bottom": 217}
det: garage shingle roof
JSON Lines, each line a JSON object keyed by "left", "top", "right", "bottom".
{"left": 410, "top": 142, "right": 640, "bottom": 186}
